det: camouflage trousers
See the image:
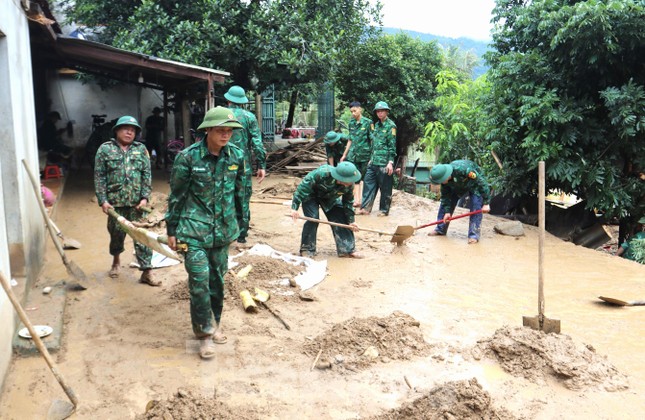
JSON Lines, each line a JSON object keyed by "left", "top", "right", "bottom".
{"left": 360, "top": 164, "right": 393, "bottom": 215}
{"left": 184, "top": 244, "right": 228, "bottom": 338}
{"left": 300, "top": 200, "right": 355, "bottom": 256}
{"left": 107, "top": 206, "right": 152, "bottom": 270}
{"left": 236, "top": 172, "right": 253, "bottom": 241}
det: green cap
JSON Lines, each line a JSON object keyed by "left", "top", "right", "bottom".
{"left": 113, "top": 115, "right": 141, "bottom": 133}
{"left": 373, "top": 101, "right": 390, "bottom": 112}
{"left": 224, "top": 85, "right": 249, "bottom": 104}
{"left": 330, "top": 161, "right": 361, "bottom": 183}
{"left": 324, "top": 131, "right": 341, "bottom": 144}
{"left": 197, "top": 106, "right": 243, "bottom": 130}
{"left": 638, "top": 216, "right": 645, "bottom": 224}
{"left": 429, "top": 164, "right": 453, "bottom": 184}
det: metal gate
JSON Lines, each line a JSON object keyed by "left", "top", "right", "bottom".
{"left": 261, "top": 84, "right": 275, "bottom": 144}
{"left": 316, "top": 83, "right": 335, "bottom": 137}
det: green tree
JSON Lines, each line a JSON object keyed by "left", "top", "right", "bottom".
{"left": 335, "top": 33, "right": 443, "bottom": 159}
{"left": 421, "top": 70, "right": 490, "bottom": 165}
{"left": 62, "top": 0, "right": 382, "bottom": 122}
{"left": 483, "top": 0, "right": 645, "bottom": 236}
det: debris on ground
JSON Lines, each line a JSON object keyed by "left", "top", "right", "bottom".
{"left": 167, "top": 279, "right": 189, "bottom": 301}
{"left": 471, "top": 326, "right": 629, "bottom": 391}
{"left": 256, "top": 181, "right": 299, "bottom": 197}
{"left": 303, "top": 311, "right": 432, "bottom": 372}
{"left": 368, "top": 378, "right": 516, "bottom": 420}
{"left": 136, "top": 387, "right": 259, "bottom": 420}
{"left": 493, "top": 220, "right": 525, "bottom": 237}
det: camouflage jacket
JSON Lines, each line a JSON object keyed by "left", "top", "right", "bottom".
{"left": 325, "top": 135, "right": 349, "bottom": 165}
{"left": 291, "top": 165, "right": 355, "bottom": 223}
{"left": 165, "top": 140, "right": 246, "bottom": 247}
{"left": 347, "top": 116, "right": 372, "bottom": 162}
{"left": 369, "top": 117, "right": 397, "bottom": 166}
{"left": 229, "top": 105, "right": 266, "bottom": 173}
{"left": 94, "top": 139, "right": 151, "bottom": 207}
{"left": 439, "top": 159, "right": 491, "bottom": 212}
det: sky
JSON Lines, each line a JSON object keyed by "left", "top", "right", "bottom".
{"left": 376, "top": 0, "right": 496, "bottom": 41}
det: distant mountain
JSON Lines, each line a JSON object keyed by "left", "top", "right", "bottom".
{"left": 382, "top": 27, "right": 491, "bottom": 79}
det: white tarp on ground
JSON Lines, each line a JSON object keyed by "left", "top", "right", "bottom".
{"left": 229, "top": 244, "right": 327, "bottom": 291}
{"left": 130, "top": 250, "right": 182, "bottom": 269}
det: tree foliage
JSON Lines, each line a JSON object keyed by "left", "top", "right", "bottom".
{"left": 62, "top": 0, "right": 382, "bottom": 93}
{"left": 483, "top": 0, "right": 645, "bottom": 223}
{"left": 335, "top": 33, "right": 443, "bottom": 157}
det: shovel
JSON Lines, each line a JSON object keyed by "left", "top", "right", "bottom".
{"left": 49, "top": 219, "right": 82, "bottom": 250}
{"left": 598, "top": 296, "right": 645, "bottom": 306}
{"left": 291, "top": 214, "right": 394, "bottom": 236}
{"left": 522, "top": 161, "right": 561, "bottom": 333}
{"left": 391, "top": 209, "right": 486, "bottom": 245}
{"left": 253, "top": 288, "right": 291, "bottom": 330}
{"left": 22, "top": 160, "right": 88, "bottom": 290}
{"left": 0, "top": 271, "right": 78, "bottom": 419}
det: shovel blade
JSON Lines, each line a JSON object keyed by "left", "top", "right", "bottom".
{"left": 62, "top": 239, "right": 82, "bottom": 250}
{"left": 522, "top": 315, "right": 561, "bottom": 334}
{"left": 598, "top": 296, "right": 629, "bottom": 306}
{"left": 391, "top": 225, "right": 415, "bottom": 245}
{"left": 47, "top": 399, "right": 75, "bottom": 420}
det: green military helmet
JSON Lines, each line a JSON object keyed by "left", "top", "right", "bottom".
{"left": 197, "top": 106, "right": 243, "bottom": 130}
{"left": 224, "top": 85, "right": 249, "bottom": 104}
{"left": 373, "top": 101, "right": 390, "bottom": 112}
{"left": 331, "top": 161, "right": 361, "bottom": 183}
{"left": 112, "top": 115, "right": 141, "bottom": 133}
{"left": 429, "top": 164, "right": 453, "bottom": 184}
{"left": 324, "top": 131, "right": 341, "bottom": 144}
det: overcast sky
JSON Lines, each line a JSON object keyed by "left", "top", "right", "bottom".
{"left": 376, "top": 0, "right": 496, "bottom": 41}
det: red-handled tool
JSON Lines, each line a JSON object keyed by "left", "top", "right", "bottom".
{"left": 391, "top": 209, "right": 486, "bottom": 244}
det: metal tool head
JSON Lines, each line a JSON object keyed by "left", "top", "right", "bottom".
{"left": 391, "top": 225, "right": 415, "bottom": 245}
{"left": 522, "top": 315, "right": 561, "bottom": 334}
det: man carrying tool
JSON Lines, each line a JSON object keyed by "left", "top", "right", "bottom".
{"left": 323, "top": 131, "right": 348, "bottom": 166}
{"left": 290, "top": 162, "right": 363, "bottom": 258}
{"left": 94, "top": 116, "right": 158, "bottom": 285}
{"left": 357, "top": 101, "right": 397, "bottom": 217}
{"left": 341, "top": 101, "right": 372, "bottom": 207}
{"left": 165, "top": 106, "right": 246, "bottom": 359}
{"left": 616, "top": 216, "right": 645, "bottom": 263}
{"left": 428, "top": 159, "right": 491, "bottom": 244}
{"left": 224, "top": 85, "right": 267, "bottom": 246}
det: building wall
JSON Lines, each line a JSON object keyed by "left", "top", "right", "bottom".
{"left": 0, "top": 0, "right": 45, "bottom": 394}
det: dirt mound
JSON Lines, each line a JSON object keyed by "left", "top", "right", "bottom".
{"left": 167, "top": 279, "right": 189, "bottom": 301}
{"left": 303, "top": 311, "right": 432, "bottom": 372}
{"left": 136, "top": 388, "right": 259, "bottom": 420}
{"left": 472, "top": 326, "right": 629, "bottom": 391}
{"left": 226, "top": 254, "right": 305, "bottom": 302}
{"left": 369, "top": 378, "right": 516, "bottom": 420}
{"left": 256, "top": 181, "right": 299, "bottom": 196}
{"left": 391, "top": 190, "right": 436, "bottom": 213}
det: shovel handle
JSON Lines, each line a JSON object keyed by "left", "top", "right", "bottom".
{"left": 290, "top": 214, "right": 392, "bottom": 235}
{"left": 415, "top": 209, "right": 485, "bottom": 231}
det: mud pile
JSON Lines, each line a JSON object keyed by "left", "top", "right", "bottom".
{"left": 303, "top": 311, "right": 432, "bottom": 372}
{"left": 369, "top": 378, "right": 515, "bottom": 420}
{"left": 473, "top": 326, "right": 629, "bottom": 391}
{"left": 136, "top": 388, "right": 258, "bottom": 420}
{"left": 226, "top": 254, "right": 305, "bottom": 302}
{"left": 256, "top": 181, "right": 299, "bottom": 196}
{"left": 391, "top": 190, "right": 435, "bottom": 213}
{"left": 167, "top": 280, "right": 189, "bottom": 301}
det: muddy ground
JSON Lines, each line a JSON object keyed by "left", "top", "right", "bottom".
{"left": 1, "top": 168, "right": 644, "bottom": 419}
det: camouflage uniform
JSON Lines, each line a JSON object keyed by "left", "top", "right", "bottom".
{"left": 94, "top": 138, "right": 152, "bottom": 269}
{"left": 434, "top": 159, "right": 491, "bottom": 241}
{"left": 166, "top": 140, "right": 246, "bottom": 337}
{"left": 346, "top": 116, "right": 372, "bottom": 179}
{"left": 360, "top": 118, "right": 397, "bottom": 214}
{"left": 228, "top": 104, "right": 266, "bottom": 242}
{"left": 325, "top": 134, "right": 349, "bottom": 166}
{"left": 291, "top": 165, "right": 356, "bottom": 256}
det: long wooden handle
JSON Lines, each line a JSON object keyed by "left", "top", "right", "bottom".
{"left": 21, "top": 160, "right": 69, "bottom": 264}
{"left": 538, "top": 161, "right": 545, "bottom": 319}
{"left": 415, "top": 209, "right": 485, "bottom": 231}
{"left": 0, "top": 271, "right": 78, "bottom": 407}
{"left": 292, "top": 214, "right": 392, "bottom": 235}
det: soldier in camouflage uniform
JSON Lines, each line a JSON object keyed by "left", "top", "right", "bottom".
{"left": 165, "top": 106, "right": 246, "bottom": 359}
{"left": 341, "top": 101, "right": 372, "bottom": 207}
{"left": 323, "top": 131, "right": 349, "bottom": 166}
{"left": 290, "top": 162, "right": 363, "bottom": 258}
{"left": 428, "top": 159, "right": 491, "bottom": 244}
{"left": 225, "top": 85, "right": 267, "bottom": 245}
{"left": 357, "top": 101, "right": 397, "bottom": 217}
{"left": 94, "top": 115, "right": 158, "bottom": 286}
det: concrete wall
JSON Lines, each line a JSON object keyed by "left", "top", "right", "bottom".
{"left": 0, "top": 0, "right": 44, "bottom": 395}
